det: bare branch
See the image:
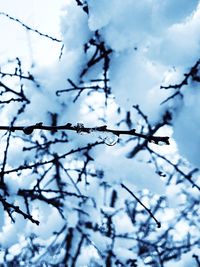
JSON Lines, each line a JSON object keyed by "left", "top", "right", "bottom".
{"left": 121, "top": 183, "right": 161, "bottom": 228}
{"left": 0, "top": 12, "right": 62, "bottom": 43}
{"left": 0, "top": 195, "right": 39, "bottom": 225}
{"left": 0, "top": 122, "right": 170, "bottom": 145}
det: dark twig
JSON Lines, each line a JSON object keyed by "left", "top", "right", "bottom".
{"left": 0, "top": 195, "right": 39, "bottom": 225}
{"left": 121, "top": 183, "right": 161, "bottom": 228}
{"left": 18, "top": 189, "right": 88, "bottom": 200}
{"left": 74, "top": 0, "right": 89, "bottom": 13}
{"left": 0, "top": 81, "right": 26, "bottom": 98}
{"left": 160, "top": 59, "right": 200, "bottom": 90}
{"left": 193, "top": 254, "right": 200, "bottom": 267}
{"left": 0, "top": 12, "right": 62, "bottom": 42}
{"left": 56, "top": 78, "right": 108, "bottom": 102}
{"left": 147, "top": 147, "right": 200, "bottom": 191}
{"left": 1, "top": 141, "right": 102, "bottom": 176}
{"left": 160, "top": 59, "right": 200, "bottom": 104}
{"left": 0, "top": 130, "right": 12, "bottom": 186}
{"left": 59, "top": 44, "right": 65, "bottom": 61}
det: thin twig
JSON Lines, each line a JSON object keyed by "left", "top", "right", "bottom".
{"left": 0, "top": 141, "right": 102, "bottom": 176}
{"left": 0, "top": 12, "right": 62, "bottom": 43}
{"left": 160, "top": 59, "right": 200, "bottom": 90}
{"left": 121, "top": 183, "right": 161, "bottom": 228}
{"left": 0, "top": 195, "right": 39, "bottom": 225}
{"left": 147, "top": 147, "right": 200, "bottom": 191}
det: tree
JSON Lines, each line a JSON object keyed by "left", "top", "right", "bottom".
{"left": 0, "top": 1, "right": 200, "bottom": 266}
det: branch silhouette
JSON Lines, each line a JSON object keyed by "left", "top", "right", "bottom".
{"left": 121, "top": 183, "right": 161, "bottom": 228}
{"left": 0, "top": 122, "right": 170, "bottom": 145}
{"left": 0, "top": 12, "right": 62, "bottom": 43}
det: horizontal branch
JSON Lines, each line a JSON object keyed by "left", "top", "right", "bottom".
{"left": 0, "top": 122, "right": 170, "bottom": 145}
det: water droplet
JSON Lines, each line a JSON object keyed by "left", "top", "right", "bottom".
{"left": 151, "top": 140, "right": 168, "bottom": 146}
{"left": 23, "top": 126, "right": 34, "bottom": 135}
{"left": 76, "top": 123, "right": 90, "bottom": 135}
{"left": 157, "top": 140, "right": 168, "bottom": 146}
{"left": 150, "top": 136, "right": 170, "bottom": 146}
{"left": 98, "top": 131, "right": 119, "bottom": 146}
{"left": 78, "top": 130, "right": 90, "bottom": 135}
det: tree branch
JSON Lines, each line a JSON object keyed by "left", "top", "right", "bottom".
{"left": 0, "top": 195, "right": 39, "bottom": 225}
{"left": 0, "top": 12, "right": 62, "bottom": 43}
{"left": 121, "top": 183, "right": 161, "bottom": 228}
{"left": 0, "top": 122, "right": 170, "bottom": 145}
